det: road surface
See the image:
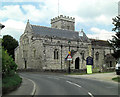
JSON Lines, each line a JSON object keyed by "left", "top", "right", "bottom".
{"left": 20, "top": 72, "right": 119, "bottom": 96}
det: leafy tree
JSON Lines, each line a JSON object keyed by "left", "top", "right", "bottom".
{"left": 109, "top": 15, "right": 120, "bottom": 59}
{"left": 2, "top": 35, "right": 18, "bottom": 59}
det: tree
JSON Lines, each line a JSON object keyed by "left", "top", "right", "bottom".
{"left": 2, "top": 35, "right": 18, "bottom": 60}
{"left": 109, "top": 15, "right": 120, "bottom": 59}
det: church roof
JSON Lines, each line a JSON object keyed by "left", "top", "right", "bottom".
{"left": 90, "top": 39, "right": 110, "bottom": 47}
{"left": 31, "top": 24, "right": 89, "bottom": 42}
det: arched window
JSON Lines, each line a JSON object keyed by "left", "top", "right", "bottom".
{"left": 103, "top": 51, "right": 105, "bottom": 59}
{"left": 34, "top": 50, "right": 36, "bottom": 58}
{"left": 54, "top": 49, "right": 58, "bottom": 59}
{"left": 81, "top": 51, "right": 85, "bottom": 60}
{"left": 81, "top": 51, "right": 85, "bottom": 63}
{"left": 96, "top": 52, "right": 99, "bottom": 60}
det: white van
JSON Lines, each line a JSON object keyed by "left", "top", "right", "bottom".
{"left": 115, "top": 59, "right": 120, "bottom": 75}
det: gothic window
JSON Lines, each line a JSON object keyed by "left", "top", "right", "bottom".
{"left": 45, "top": 40, "right": 47, "bottom": 42}
{"left": 57, "top": 41, "right": 60, "bottom": 43}
{"left": 54, "top": 49, "right": 58, "bottom": 59}
{"left": 23, "top": 50, "right": 28, "bottom": 58}
{"left": 95, "top": 52, "right": 99, "bottom": 61}
{"left": 81, "top": 51, "right": 85, "bottom": 63}
{"left": 81, "top": 51, "right": 85, "bottom": 60}
{"left": 110, "top": 49, "right": 111, "bottom": 54}
{"left": 32, "top": 49, "right": 36, "bottom": 58}
{"left": 51, "top": 37, "right": 52, "bottom": 42}
{"left": 92, "top": 48, "right": 94, "bottom": 58}
{"left": 110, "top": 61, "right": 112, "bottom": 67}
{"left": 103, "top": 51, "right": 105, "bottom": 59}
{"left": 67, "top": 26, "right": 70, "bottom": 30}
{"left": 23, "top": 36, "right": 29, "bottom": 45}
{"left": 82, "top": 53, "right": 84, "bottom": 60}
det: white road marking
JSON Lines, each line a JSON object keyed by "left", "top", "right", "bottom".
{"left": 88, "top": 92, "right": 94, "bottom": 97}
{"left": 47, "top": 77, "right": 53, "bottom": 79}
{"left": 53, "top": 77, "right": 59, "bottom": 80}
{"left": 47, "top": 77, "right": 59, "bottom": 80}
{"left": 66, "top": 81, "right": 94, "bottom": 96}
{"left": 66, "top": 81, "right": 81, "bottom": 88}
{"left": 22, "top": 77, "right": 36, "bottom": 95}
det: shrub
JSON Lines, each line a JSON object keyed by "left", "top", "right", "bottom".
{"left": 2, "top": 48, "right": 17, "bottom": 77}
{"left": 2, "top": 74, "right": 22, "bottom": 94}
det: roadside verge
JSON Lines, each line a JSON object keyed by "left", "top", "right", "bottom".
{"left": 3, "top": 76, "right": 36, "bottom": 96}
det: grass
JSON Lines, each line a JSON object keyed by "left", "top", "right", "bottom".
{"left": 112, "top": 76, "right": 120, "bottom": 82}
{"left": 65, "top": 72, "right": 87, "bottom": 75}
{"left": 2, "top": 73, "right": 22, "bottom": 94}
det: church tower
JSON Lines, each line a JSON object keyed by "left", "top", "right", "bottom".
{"left": 51, "top": 15, "right": 75, "bottom": 31}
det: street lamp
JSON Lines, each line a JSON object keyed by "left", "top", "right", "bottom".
{"left": 68, "top": 40, "right": 71, "bottom": 74}
{"left": 61, "top": 44, "right": 63, "bottom": 69}
{"left": 0, "top": 23, "right": 5, "bottom": 30}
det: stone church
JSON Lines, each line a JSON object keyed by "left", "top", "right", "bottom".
{"left": 15, "top": 15, "right": 115, "bottom": 71}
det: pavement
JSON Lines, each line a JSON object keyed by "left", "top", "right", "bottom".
{"left": 66, "top": 72, "right": 119, "bottom": 83}
{"left": 3, "top": 76, "right": 36, "bottom": 97}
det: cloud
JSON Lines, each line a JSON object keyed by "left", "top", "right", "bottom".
{"left": 1, "top": 0, "right": 119, "bottom": 41}
{"left": 87, "top": 27, "right": 115, "bottom": 40}
{"left": 95, "top": 15, "right": 112, "bottom": 25}
{"left": 0, "top": 5, "right": 25, "bottom": 21}
{"left": 1, "top": 20, "right": 26, "bottom": 41}
{"left": 2, "top": 19, "right": 26, "bottom": 29}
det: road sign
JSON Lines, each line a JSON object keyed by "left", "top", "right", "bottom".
{"left": 67, "top": 54, "right": 72, "bottom": 61}
{"left": 87, "top": 65, "right": 92, "bottom": 74}
{"left": 68, "top": 51, "right": 71, "bottom": 54}
{"left": 86, "top": 56, "right": 93, "bottom": 65}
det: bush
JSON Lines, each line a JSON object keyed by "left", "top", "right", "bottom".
{"left": 2, "top": 48, "right": 17, "bottom": 77}
{"left": 1, "top": 45, "right": 22, "bottom": 94}
{"left": 2, "top": 74, "right": 22, "bottom": 94}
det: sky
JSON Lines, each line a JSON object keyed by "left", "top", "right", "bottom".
{"left": 0, "top": 0, "right": 119, "bottom": 41}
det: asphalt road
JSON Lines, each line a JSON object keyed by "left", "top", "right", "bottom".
{"left": 20, "top": 72, "right": 119, "bottom": 96}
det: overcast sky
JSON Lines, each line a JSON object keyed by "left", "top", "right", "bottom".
{"left": 0, "top": 0, "right": 119, "bottom": 41}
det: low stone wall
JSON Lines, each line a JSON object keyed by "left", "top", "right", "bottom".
{"left": 102, "top": 68, "right": 115, "bottom": 72}
{"left": 17, "top": 68, "right": 115, "bottom": 74}
{"left": 17, "top": 69, "right": 87, "bottom": 73}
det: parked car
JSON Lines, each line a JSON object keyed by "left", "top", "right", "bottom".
{"left": 115, "top": 59, "right": 120, "bottom": 75}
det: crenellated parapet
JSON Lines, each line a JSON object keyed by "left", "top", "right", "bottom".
{"left": 51, "top": 15, "right": 75, "bottom": 24}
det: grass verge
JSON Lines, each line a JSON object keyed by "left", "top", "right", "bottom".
{"left": 2, "top": 73, "right": 22, "bottom": 94}
{"left": 112, "top": 76, "right": 120, "bottom": 82}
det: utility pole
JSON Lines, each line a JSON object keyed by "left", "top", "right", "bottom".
{"left": 58, "top": 0, "right": 59, "bottom": 16}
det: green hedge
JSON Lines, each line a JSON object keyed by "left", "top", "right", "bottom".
{"left": 2, "top": 48, "right": 22, "bottom": 94}
{"left": 2, "top": 74, "right": 22, "bottom": 94}
{"left": 2, "top": 48, "right": 17, "bottom": 77}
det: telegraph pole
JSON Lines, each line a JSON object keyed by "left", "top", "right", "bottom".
{"left": 58, "top": 0, "right": 59, "bottom": 16}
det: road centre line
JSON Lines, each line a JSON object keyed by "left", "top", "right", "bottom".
{"left": 88, "top": 92, "right": 94, "bottom": 97}
{"left": 66, "top": 81, "right": 81, "bottom": 88}
{"left": 66, "top": 81, "right": 94, "bottom": 97}
{"left": 47, "top": 77, "right": 59, "bottom": 80}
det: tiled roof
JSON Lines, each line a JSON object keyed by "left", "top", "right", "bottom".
{"left": 31, "top": 24, "right": 89, "bottom": 42}
{"left": 90, "top": 39, "right": 110, "bottom": 46}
